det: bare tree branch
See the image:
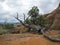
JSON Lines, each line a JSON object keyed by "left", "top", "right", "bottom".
{"left": 14, "top": 13, "right": 29, "bottom": 27}
{"left": 14, "top": 13, "right": 42, "bottom": 32}
{"left": 23, "top": 13, "right": 25, "bottom": 23}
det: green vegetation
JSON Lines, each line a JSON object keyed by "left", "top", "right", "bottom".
{"left": 4, "top": 24, "right": 14, "bottom": 29}
{"left": 0, "top": 6, "right": 48, "bottom": 34}
{"left": 57, "top": 26, "right": 60, "bottom": 30}
{"left": 0, "top": 24, "right": 14, "bottom": 34}
{"left": 56, "top": 26, "right": 60, "bottom": 34}
{"left": 25, "top": 6, "right": 47, "bottom": 27}
{"left": 24, "top": 6, "right": 48, "bottom": 33}
{"left": 28, "top": 6, "right": 39, "bottom": 18}
{"left": 0, "top": 28, "right": 8, "bottom": 34}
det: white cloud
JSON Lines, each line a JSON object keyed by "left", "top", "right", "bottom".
{"left": 0, "top": 0, "right": 59, "bottom": 23}
{"left": 0, "top": 0, "right": 5, "bottom": 2}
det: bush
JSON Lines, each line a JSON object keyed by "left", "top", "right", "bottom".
{"left": 0, "top": 28, "right": 8, "bottom": 34}
{"left": 56, "top": 26, "right": 60, "bottom": 30}
{"left": 4, "top": 24, "right": 14, "bottom": 29}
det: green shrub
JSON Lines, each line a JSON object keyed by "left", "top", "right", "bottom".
{"left": 4, "top": 24, "right": 14, "bottom": 29}
{"left": 0, "top": 28, "right": 8, "bottom": 34}
{"left": 56, "top": 26, "right": 60, "bottom": 30}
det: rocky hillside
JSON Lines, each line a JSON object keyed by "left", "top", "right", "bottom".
{"left": 44, "top": 4, "right": 60, "bottom": 29}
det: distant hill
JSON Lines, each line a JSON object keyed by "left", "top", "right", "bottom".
{"left": 44, "top": 4, "right": 60, "bottom": 29}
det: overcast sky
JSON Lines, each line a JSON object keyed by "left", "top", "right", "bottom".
{"left": 0, "top": 0, "right": 59, "bottom": 23}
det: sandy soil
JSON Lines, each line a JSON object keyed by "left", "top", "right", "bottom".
{"left": 0, "top": 33, "right": 60, "bottom": 45}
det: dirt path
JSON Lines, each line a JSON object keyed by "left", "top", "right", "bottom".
{"left": 0, "top": 33, "right": 60, "bottom": 45}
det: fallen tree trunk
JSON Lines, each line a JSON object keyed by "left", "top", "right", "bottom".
{"left": 14, "top": 13, "right": 42, "bottom": 32}
{"left": 41, "top": 28, "right": 60, "bottom": 42}
{"left": 14, "top": 13, "right": 60, "bottom": 42}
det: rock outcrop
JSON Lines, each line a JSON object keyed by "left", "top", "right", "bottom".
{"left": 45, "top": 4, "right": 60, "bottom": 29}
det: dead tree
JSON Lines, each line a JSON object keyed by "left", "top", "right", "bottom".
{"left": 23, "top": 13, "right": 25, "bottom": 23}
{"left": 14, "top": 13, "right": 42, "bottom": 32}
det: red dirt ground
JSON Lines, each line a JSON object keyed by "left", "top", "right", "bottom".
{"left": 0, "top": 33, "right": 60, "bottom": 45}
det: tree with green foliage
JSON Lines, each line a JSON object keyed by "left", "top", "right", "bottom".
{"left": 28, "top": 6, "right": 39, "bottom": 18}
{"left": 37, "top": 15, "right": 47, "bottom": 27}
{"left": 28, "top": 6, "right": 39, "bottom": 24}
{"left": 14, "top": 6, "right": 47, "bottom": 33}
{"left": 26, "top": 6, "right": 47, "bottom": 27}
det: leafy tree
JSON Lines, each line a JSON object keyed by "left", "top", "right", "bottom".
{"left": 28, "top": 6, "right": 39, "bottom": 24}
{"left": 25, "top": 18, "right": 32, "bottom": 24}
{"left": 28, "top": 6, "right": 39, "bottom": 18}
{"left": 37, "top": 15, "right": 47, "bottom": 27}
{"left": 14, "top": 6, "right": 48, "bottom": 33}
{"left": 27, "top": 6, "right": 47, "bottom": 27}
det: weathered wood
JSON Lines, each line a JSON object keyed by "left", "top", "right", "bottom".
{"left": 14, "top": 13, "right": 42, "bottom": 32}
{"left": 41, "top": 28, "right": 60, "bottom": 42}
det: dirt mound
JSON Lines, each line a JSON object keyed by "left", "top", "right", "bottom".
{"left": 0, "top": 34, "right": 60, "bottom": 45}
